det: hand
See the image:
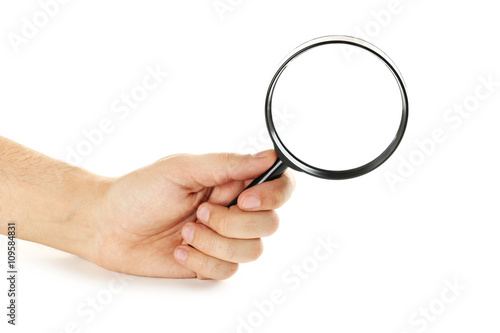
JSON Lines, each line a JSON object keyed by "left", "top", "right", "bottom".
{"left": 92, "top": 150, "right": 295, "bottom": 279}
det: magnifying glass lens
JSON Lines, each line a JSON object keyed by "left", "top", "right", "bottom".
{"left": 271, "top": 44, "right": 403, "bottom": 171}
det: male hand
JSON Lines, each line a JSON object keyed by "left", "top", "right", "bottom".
{"left": 93, "top": 150, "right": 295, "bottom": 279}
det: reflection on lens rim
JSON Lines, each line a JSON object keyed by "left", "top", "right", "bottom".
{"left": 266, "top": 35, "right": 409, "bottom": 180}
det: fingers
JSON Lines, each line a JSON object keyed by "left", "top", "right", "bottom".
{"left": 158, "top": 150, "right": 277, "bottom": 190}
{"left": 237, "top": 170, "right": 295, "bottom": 211}
{"left": 181, "top": 222, "right": 264, "bottom": 263}
{"left": 167, "top": 152, "right": 295, "bottom": 280}
{"left": 174, "top": 245, "right": 239, "bottom": 280}
{"left": 197, "top": 203, "right": 279, "bottom": 239}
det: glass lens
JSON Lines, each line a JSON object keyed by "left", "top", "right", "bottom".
{"left": 270, "top": 43, "right": 403, "bottom": 171}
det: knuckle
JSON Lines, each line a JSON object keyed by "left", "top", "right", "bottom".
{"left": 272, "top": 188, "right": 285, "bottom": 208}
{"left": 266, "top": 211, "right": 280, "bottom": 235}
{"left": 247, "top": 239, "right": 264, "bottom": 262}
{"left": 199, "top": 255, "right": 211, "bottom": 273}
{"left": 216, "top": 153, "right": 231, "bottom": 181}
{"left": 216, "top": 210, "right": 231, "bottom": 237}
{"left": 225, "top": 241, "right": 237, "bottom": 261}
{"left": 224, "top": 152, "right": 239, "bottom": 166}
{"left": 219, "top": 152, "right": 231, "bottom": 165}
{"left": 208, "top": 261, "right": 223, "bottom": 278}
{"left": 205, "top": 232, "right": 218, "bottom": 254}
{"left": 221, "top": 263, "right": 239, "bottom": 280}
{"left": 285, "top": 171, "right": 296, "bottom": 191}
{"left": 216, "top": 152, "right": 238, "bottom": 183}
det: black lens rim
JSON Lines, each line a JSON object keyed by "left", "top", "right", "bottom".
{"left": 265, "top": 35, "right": 409, "bottom": 180}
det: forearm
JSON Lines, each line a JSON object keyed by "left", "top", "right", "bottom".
{"left": 0, "top": 136, "right": 109, "bottom": 261}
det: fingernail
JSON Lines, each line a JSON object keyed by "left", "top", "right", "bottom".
{"left": 242, "top": 196, "right": 260, "bottom": 210}
{"left": 182, "top": 225, "right": 194, "bottom": 243}
{"left": 252, "top": 149, "right": 274, "bottom": 158}
{"left": 175, "top": 248, "right": 187, "bottom": 262}
{"left": 197, "top": 206, "right": 210, "bottom": 224}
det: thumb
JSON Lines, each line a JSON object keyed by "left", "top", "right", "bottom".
{"left": 161, "top": 149, "right": 277, "bottom": 190}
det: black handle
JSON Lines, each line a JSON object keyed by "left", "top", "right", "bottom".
{"left": 227, "top": 158, "right": 288, "bottom": 207}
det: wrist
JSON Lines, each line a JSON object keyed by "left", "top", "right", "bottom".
{"left": 0, "top": 137, "right": 113, "bottom": 262}
{"left": 11, "top": 166, "right": 112, "bottom": 263}
{"left": 62, "top": 171, "right": 112, "bottom": 262}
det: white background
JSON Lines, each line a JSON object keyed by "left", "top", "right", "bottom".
{"left": 1, "top": 1, "right": 499, "bottom": 332}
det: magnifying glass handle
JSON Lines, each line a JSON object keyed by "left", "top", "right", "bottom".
{"left": 227, "top": 158, "right": 288, "bottom": 207}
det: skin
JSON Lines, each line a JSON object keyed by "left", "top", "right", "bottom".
{"left": 0, "top": 136, "right": 295, "bottom": 280}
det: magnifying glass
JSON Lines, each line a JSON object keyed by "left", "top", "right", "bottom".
{"left": 228, "top": 35, "right": 408, "bottom": 207}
